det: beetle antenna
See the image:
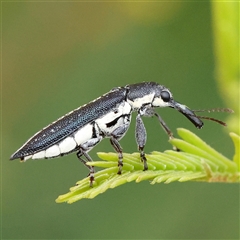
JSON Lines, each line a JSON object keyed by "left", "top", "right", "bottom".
{"left": 195, "top": 115, "right": 228, "bottom": 126}
{"left": 191, "top": 108, "right": 234, "bottom": 127}
{"left": 192, "top": 108, "right": 234, "bottom": 113}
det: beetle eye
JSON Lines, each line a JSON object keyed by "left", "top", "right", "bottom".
{"left": 161, "top": 91, "right": 170, "bottom": 102}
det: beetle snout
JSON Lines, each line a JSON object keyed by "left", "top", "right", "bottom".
{"left": 172, "top": 101, "right": 204, "bottom": 129}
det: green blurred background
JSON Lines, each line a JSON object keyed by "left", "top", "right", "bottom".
{"left": 2, "top": 1, "right": 239, "bottom": 239}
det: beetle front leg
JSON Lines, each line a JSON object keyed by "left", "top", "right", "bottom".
{"left": 154, "top": 112, "right": 174, "bottom": 140}
{"left": 154, "top": 112, "right": 179, "bottom": 151}
{"left": 136, "top": 114, "right": 148, "bottom": 171}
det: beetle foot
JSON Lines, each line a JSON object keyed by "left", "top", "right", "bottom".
{"left": 140, "top": 152, "right": 148, "bottom": 171}
{"left": 117, "top": 161, "right": 123, "bottom": 175}
{"left": 88, "top": 173, "right": 95, "bottom": 187}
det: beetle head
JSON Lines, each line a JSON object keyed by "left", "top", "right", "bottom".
{"left": 126, "top": 82, "right": 203, "bottom": 129}
{"left": 152, "top": 86, "right": 204, "bottom": 129}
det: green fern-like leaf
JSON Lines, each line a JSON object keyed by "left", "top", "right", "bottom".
{"left": 56, "top": 128, "right": 239, "bottom": 203}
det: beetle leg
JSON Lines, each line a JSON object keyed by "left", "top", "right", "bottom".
{"left": 76, "top": 136, "right": 102, "bottom": 187}
{"left": 108, "top": 115, "right": 131, "bottom": 174}
{"left": 135, "top": 114, "right": 148, "bottom": 171}
{"left": 154, "top": 112, "right": 179, "bottom": 151}
{"left": 76, "top": 149, "right": 95, "bottom": 187}
{"left": 154, "top": 112, "right": 174, "bottom": 139}
{"left": 110, "top": 137, "right": 123, "bottom": 174}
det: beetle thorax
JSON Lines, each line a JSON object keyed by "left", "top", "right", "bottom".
{"left": 126, "top": 92, "right": 155, "bottom": 110}
{"left": 125, "top": 82, "right": 173, "bottom": 111}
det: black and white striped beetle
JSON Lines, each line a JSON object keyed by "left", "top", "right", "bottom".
{"left": 10, "top": 82, "right": 226, "bottom": 186}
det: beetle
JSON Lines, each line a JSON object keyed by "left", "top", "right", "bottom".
{"left": 10, "top": 82, "right": 224, "bottom": 186}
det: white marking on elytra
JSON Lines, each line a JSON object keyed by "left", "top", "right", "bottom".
{"left": 58, "top": 136, "right": 77, "bottom": 154}
{"left": 127, "top": 93, "right": 155, "bottom": 109}
{"left": 74, "top": 124, "right": 93, "bottom": 145}
{"left": 23, "top": 155, "right": 33, "bottom": 161}
{"left": 95, "top": 101, "right": 132, "bottom": 135}
{"left": 32, "top": 150, "right": 45, "bottom": 159}
{"left": 45, "top": 145, "right": 61, "bottom": 158}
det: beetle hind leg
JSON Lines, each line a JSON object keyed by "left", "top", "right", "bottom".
{"left": 76, "top": 149, "right": 95, "bottom": 187}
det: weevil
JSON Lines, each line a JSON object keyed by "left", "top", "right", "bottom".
{"left": 10, "top": 82, "right": 230, "bottom": 186}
